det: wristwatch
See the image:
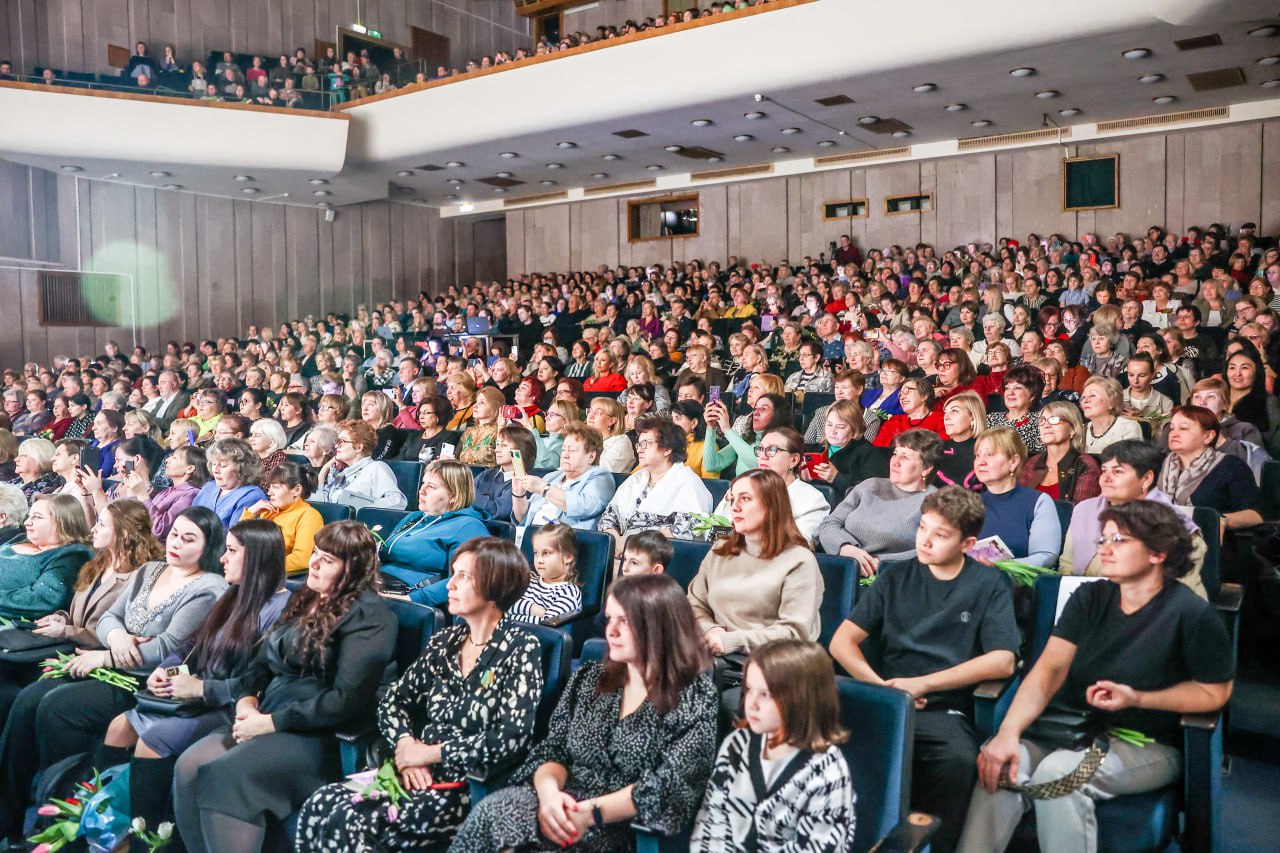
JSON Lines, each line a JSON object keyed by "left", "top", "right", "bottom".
{"left": 590, "top": 799, "right": 605, "bottom": 828}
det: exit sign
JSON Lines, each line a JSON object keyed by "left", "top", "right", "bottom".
{"left": 368, "top": 28, "right": 382, "bottom": 38}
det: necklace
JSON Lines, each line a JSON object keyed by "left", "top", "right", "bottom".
{"left": 466, "top": 632, "right": 492, "bottom": 649}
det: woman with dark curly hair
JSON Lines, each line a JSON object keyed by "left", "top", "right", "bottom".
{"left": 172, "top": 521, "right": 396, "bottom": 853}
{"left": 985, "top": 364, "right": 1046, "bottom": 454}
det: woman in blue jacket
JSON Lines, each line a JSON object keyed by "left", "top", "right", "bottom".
{"left": 194, "top": 439, "right": 267, "bottom": 529}
{"left": 380, "top": 459, "right": 489, "bottom": 606}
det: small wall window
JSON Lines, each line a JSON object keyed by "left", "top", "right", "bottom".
{"left": 627, "top": 195, "right": 700, "bottom": 242}
{"left": 1063, "top": 155, "right": 1119, "bottom": 211}
{"left": 885, "top": 193, "right": 933, "bottom": 215}
{"left": 823, "top": 199, "right": 868, "bottom": 220}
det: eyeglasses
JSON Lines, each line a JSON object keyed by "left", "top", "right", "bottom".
{"left": 1037, "top": 415, "right": 1065, "bottom": 427}
{"left": 635, "top": 439, "right": 655, "bottom": 450}
{"left": 759, "top": 445, "right": 795, "bottom": 458}
{"left": 936, "top": 360, "right": 957, "bottom": 369}
{"left": 1094, "top": 533, "right": 1135, "bottom": 548}
{"left": 334, "top": 437, "right": 352, "bottom": 447}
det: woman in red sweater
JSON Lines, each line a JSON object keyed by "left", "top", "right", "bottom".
{"left": 874, "top": 377, "right": 948, "bottom": 447}
{"left": 583, "top": 351, "right": 627, "bottom": 393}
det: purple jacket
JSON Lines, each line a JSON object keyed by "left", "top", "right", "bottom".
{"left": 145, "top": 481, "right": 199, "bottom": 538}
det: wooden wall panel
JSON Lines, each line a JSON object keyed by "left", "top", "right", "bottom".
{"left": 794, "top": 169, "right": 853, "bottom": 264}
{"left": 1263, "top": 121, "right": 1280, "bottom": 238}
{"left": 1181, "top": 123, "right": 1263, "bottom": 234}
{"left": 933, "top": 153, "right": 995, "bottom": 250}
{"left": 864, "top": 161, "right": 922, "bottom": 251}
{"left": 1007, "top": 145, "right": 1077, "bottom": 241}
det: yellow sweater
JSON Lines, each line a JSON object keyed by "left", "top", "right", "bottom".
{"left": 240, "top": 499, "right": 324, "bottom": 575}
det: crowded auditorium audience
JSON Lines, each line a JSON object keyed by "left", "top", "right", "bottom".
{"left": 0, "top": 219, "right": 1271, "bottom": 851}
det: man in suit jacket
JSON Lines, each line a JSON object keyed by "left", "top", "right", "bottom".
{"left": 150, "top": 370, "right": 190, "bottom": 431}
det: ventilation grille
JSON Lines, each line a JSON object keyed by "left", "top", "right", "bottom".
{"left": 862, "top": 118, "right": 914, "bottom": 135}
{"left": 505, "top": 190, "right": 569, "bottom": 207}
{"left": 814, "top": 146, "right": 910, "bottom": 166}
{"left": 815, "top": 94, "right": 854, "bottom": 106}
{"left": 585, "top": 179, "right": 657, "bottom": 196}
{"left": 478, "top": 176, "right": 525, "bottom": 188}
{"left": 691, "top": 163, "right": 774, "bottom": 181}
{"left": 1095, "top": 106, "right": 1228, "bottom": 133}
{"left": 414, "top": 164, "right": 444, "bottom": 171}
{"left": 613, "top": 129, "right": 649, "bottom": 139}
{"left": 38, "top": 271, "right": 124, "bottom": 327}
{"left": 674, "top": 146, "right": 726, "bottom": 161}
{"left": 1187, "top": 67, "right": 1245, "bottom": 92}
{"left": 957, "top": 127, "right": 1070, "bottom": 151}
{"left": 1174, "top": 34, "right": 1222, "bottom": 51}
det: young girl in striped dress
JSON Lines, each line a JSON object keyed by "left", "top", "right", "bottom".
{"left": 507, "top": 522, "right": 582, "bottom": 623}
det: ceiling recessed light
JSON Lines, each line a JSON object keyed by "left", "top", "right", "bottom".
{"left": 313, "top": 190, "right": 331, "bottom": 197}
{"left": 499, "top": 152, "right": 518, "bottom": 159}
{"left": 945, "top": 103, "right": 967, "bottom": 111}
{"left": 162, "top": 184, "right": 182, "bottom": 190}
{"left": 396, "top": 170, "right": 413, "bottom": 176}
{"left": 1010, "top": 67, "right": 1036, "bottom": 77}
{"left": 858, "top": 115, "right": 880, "bottom": 125}
{"left": 781, "top": 127, "right": 801, "bottom": 135}
{"left": 646, "top": 164, "right": 663, "bottom": 170}
{"left": 744, "top": 111, "right": 765, "bottom": 120}
{"left": 411, "top": 198, "right": 424, "bottom": 203}
{"left": 241, "top": 187, "right": 260, "bottom": 194}
{"left": 591, "top": 172, "right": 608, "bottom": 179}
{"left": 59, "top": 165, "right": 83, "bottom": 173}
{"left": 234, "top": 175, "right": 253, "bottom": 182}
{"left": 1152, "top": 95, "right": 1177, "bottom": 104}
{"left": 149, "top": 170, "right": 170, "bottom": 177}
{"left": 1122, "top": 47, "right": 1152, "bottom": 60}
{"left": 1249, "top": 25, "right": 1280, "bottom": 38}
{"left": 1262, "top": 79, "right": 1280, "bottom": 88}
{"left": 317, "top": 202, "right": 331, "bottom": 209}
{"left": 397, "top": 186, "right": 412, "bottom": 193}
{"left": 602, "top": 154, "right": 620, "bottom": 161}
{"left": 1259, "top": 56, "right": 1280, "bottom": 66}
{"left": 444, "top": 193, "right": 459, "bottom": 200}
{"left": 733, "top": 134, "right": 754, "bottom": 142}
{"left": 308, "top": 178, "right": 329, "bottom": 185}
{"left": 971, "top": 119, "right": 993, "bottom": 127}
{"left": 1035, "top": 90, "right": 1060, "bottom": 99}
{"left": 492, "top": 187, "right": 507, "bottom": 194}
{"left": 690, "top": 118, "right": 713, "bottom": 127}
{"left": 1138, "top": 73, "right": 1165, "bottom": 84}
{"left": 556, "top": 141, "right": 577, "bottom": 149}
{"left": 496, "top": 171, "right": 513, "bottom": 178}
{"left": 912, "top": 83, "right": 937, "bottom": 93}
{"left": 663, "top": 145, "right": 683, "bottom": 152}
{"left": 546, "top": 163, "right": 563, "bottom": 170}
{"left": 540, "top": 180, "right": 557, "bottom": 186}
{"left": 445, "top": 161, "right": 464, "bottom": 168}
{"left": 447, "top": 179, "right": 464, "bottom": 185}
{"left": 817, "top": 140, "right": 837, "bottom": 147}
{"left": 707, "top": 156, "right": 723, "bottom": 163}
{"left": 771, "top": 146, "right": 790, "bottom": 153}
{"left": 891, "top": 130, "right": 911, "bottom": 138}
{"left": 1059, "top": 108, "right": 1081, "bottom": 117}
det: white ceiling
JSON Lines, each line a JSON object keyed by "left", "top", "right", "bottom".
{"left": 1, "top": 0, "right": 1277, "bottom": 209}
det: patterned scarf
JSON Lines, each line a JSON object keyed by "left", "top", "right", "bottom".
{"left": 1158, "top": 448, "right": 1224, "bottom": 506}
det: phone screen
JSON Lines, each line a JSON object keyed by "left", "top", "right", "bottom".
{"left": 510, "top": 449, "right": 526, "bottom": 479}
{"left": 708, "top": 386, "right": 722, "bottom": 406}
{"left": 79, "top": 446, "right": 102, "bottom": 473}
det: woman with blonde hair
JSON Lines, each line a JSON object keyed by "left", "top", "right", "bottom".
{"left": 445, "top": 373, "right": 477, "bottom": 430}
{"left": 314, "top": 394, "right": 351, "bottom": 428}
{"left": 973, "top": 427, "right": 1062, "bottom": 567}
{"left": 937, "top": 390, "right": 986, "bottom": 491}
{"left": 585, "top": 397, "right": 634, "bottom": 474}
{"left": 194, "top": 438, "right": 267, "bottom": 528}
{"left": 1019, "top": 402, "right": 1101, "bottom": 503}
{"left": 8, "top": 438, "right": 63, "bottom": 502}
{"left": 124, "top": 409, "right": 163, "bottom": 443}
{"left": 1080, "top": 376, "right": 1142, "bottom": 454}
{"left": 528, "top": 398, "right": 578, "bottom": 469}
{"left": 359, "top": 390, "right": 404, "bottom": 460}
{"left": 619, "top": 354, "right": 672, "bottom": 413}
{"left": 458, "top": 387, "right": 505, "bottom": 467}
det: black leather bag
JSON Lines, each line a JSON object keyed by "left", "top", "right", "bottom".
{"left": 0, "top": 626, "right": 76, "bottom": 664}
{"left": 1024, "top": 707, "right": 1104, "bottom": 751}
{"left": 133, "top": 689, "right": 206, "bottom": 718}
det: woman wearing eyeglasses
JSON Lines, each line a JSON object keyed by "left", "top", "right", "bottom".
{"left": 1019, "top": 403, "right": 1101, "bottom": 504}
{"left": 710, "top": 428, "right": 828, "bottom": 545}
{"left": 985, "top": 365, "right": 1045, "bottom": 455}
{"left": 314, "top": 421, "right": 407, "bottom": 512}
{"left": 598, "top": 417, "right": 712, "bottom": 548}
{"left": 962, "top": 500, "right": 1233, "bottom": 853}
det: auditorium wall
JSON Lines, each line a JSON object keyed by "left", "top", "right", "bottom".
{"left": 0, "top": 163, "right": 507, "bottom": 367}
{"left": 0, "top": 0, "right": 530, "bottom": 79}
{"left": 504, "top": 118, "right": 1280, "bottom": 276}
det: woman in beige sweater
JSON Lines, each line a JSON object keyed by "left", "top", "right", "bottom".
{"left": 687, "top": 469, "right": 823, "bottom": 656}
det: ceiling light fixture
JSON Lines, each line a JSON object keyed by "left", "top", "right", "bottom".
{"left": 771, "top": 146, "right": 790, "bottom": 153}
{"left": 971, "top": 119, "right": 992, "bottom": 127}
{"left": 59, "top": 165, "right": 83, "bottom": 173}
{"left": 308, "top": 178, "right": 329, "bottom": 185}
{"left": 1059, "top": 107, "right": 1081, "bottom": 117}
{"left": 744, "top": 111, "right": 765, "bottom": 120}
{"left": 945, "top": 103, "right": 967, "bottom": 111}
{"left": 646, "top": 164, "right": 663, "bottom": 170}
{"left": 912, "top": 83, "right": 937, "bottom": 93}
{"left": 546, "top": 163, "right": 563, "bottom": 169}
{"left": 1009, "top": 67, "right": 1036, "bottom": 77}
{"left": 447, "top": 179, "right": 464, "bottom": 185}
{"left": 556, "top": 141, "right": 577, "bottom": 149}
{"left": 1122, "top": 47, "right": 1152, "bottom": 59}
{"left": 241, "top": 187, "right": 261, "bottom": 194}
{"left": 1249, "top": 25, "right": 1279, "bottom": 38}
{"left": 663, "top": 145, "right": 683, "bottom": 152}
{"left": 313, "top": 190, "right": 331, "bottom": 197}
{"left": 591, "top": 172, "right": 608, "bottom": 179}
{"left": 1258, "top": 56, "right": 1280, "bottom": 66}
{"left": 602, "top": 154, "right": 620, "bottom": 161}
{"left": 733, "top": 134, "right": 754, "bottom": 142}
{"left": 690, "top": 118, "right": 713, "bottom": 127}
{"left": 781, "top": 127, "right": 801, "bottom": 135}
{"left": 1035, "top": 90, "right": 1060, "bottom": 99}
{"left": 858, "top": 115, "right": 879, "bottom": 125}
{"left": 540, "top": 180, "right": 557, "bottom": 186}
{"left": 411, "top": 198, "right": 424, "bottom": 204}
{"left": 1138, "top": 73, "right": 1165, "bottom": 83}
{"left": 234, "top": 175, "right": 253, "bottom": 182}
{"left": 1263, "top": 79, "right": 1280, "bottom": 88}
{"left": 317, "top": 202, "right": 332, "bottom": 209}
{"left": 396, "top": 170, "right": 413, "bottom": 176}
{"left": 1152, "top": 94, "right": 1177, "bottom": 104}
{"left": 445, "top": 193, "right": 459, "bottom": 200}
{"left": 495, "top": 171, "right": 513, "bottom": 178}
{"left": 499, "top": 152, "right": 518, "bottom": 159}
{"left": 891, "top": 130, "right": 911, "bottom": 138}
{"left": 163, "top": 184, "right": 182, "bottom": 190}
{"left": 817, "top": 140, "right": 837, "bottom": 147}
{"left": 149, "top": 170, "right": 170, "bottom": 177}
{"left": 707, "top": 156, "right": 724, "bottom": 163}
{"left": 445, "top": 161, "right": 464, "bottom": 168}
{"left": 492, "top": 187, "right": 507, "bottom": 194}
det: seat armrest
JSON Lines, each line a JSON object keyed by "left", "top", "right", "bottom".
{"left": 335, "top": 724, "right": 377, "bottom": 744}
{"left": 870, "top": 812, "right": 941, "bottom": 853}
{"left": 1180, "top": 712, "right": 1220, "bottom": 731}
{"left": 974, "top": 678, "right": 1015, "bottom": 701}
{"left": 544, "top": 609, "right": 587, "bottom": 628}
{"left": 1212, "top": 583, "right": 1242, "bottom": 614}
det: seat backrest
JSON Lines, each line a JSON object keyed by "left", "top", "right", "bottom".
{"left": 836, "top": 677, "right": 915, "bottom": 853}
{"left": 519, "top": 525, "right": 614, "bottom": 615}
{"left": 485, "top": 519, "right": 515, "bottom": 540}
{"left": 1029, "top": 573, "right": 1063, "bottom": 664}
{"left": 667, "top": 539, "right": 712, "bottom": 591}
{"left": 285, "top": 453, "right": 310, "bottom": 467}
{"left": 1261, "top": 460, "right": 1280, "bottom": 520}
{"left": 811, "top": 482, "right": 837, "bottom": 508}
{"left": 815, "top": 553, "right": 859, "bottom": 648}
{"left": 702, "top": 477, "right": 730, "bottom": 508}
{"left": 385, "top": 598, "right": 444, "bottom": 676}
{"left": 611, "top": 471, "right": 630, "bottom": 490}
{"left": 354, "top": 506, "right": 411, "bottom": 540}
{"left": 531, "top": 467, "right": 555, "bottom": 480}
{"left": 801, "top": 392, "right": 835, "bottom": 419}
{"left": 310, "top": 500, "right": 354, "bottom": 525}
{"left": 1191, "top": 506, "right": 1221, "bottom": 598}
{"left": 523, "top": 624, "right": 572, "bottom": 735}
{"left": 384, "top": 460, "right": 423, "bottom": 511}
{"left": 1054, "top": 499, "right": 1073, "bottom": 548}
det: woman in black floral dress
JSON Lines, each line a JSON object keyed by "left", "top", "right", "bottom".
{"left": 296, "top": 536, "right": 543, "bottom": 851}
{"left": 450, "top": 573, "right": 718, "bottom": 852}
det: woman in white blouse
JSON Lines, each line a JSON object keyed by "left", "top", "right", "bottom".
{"left": 598, "top": 417, "right": 711, "bottom": 544}
{"left": 585, "top": 397, "right": 636, "bottom": 474}
{"left": 313, "top": 420, "right": 407, "bottom": 511}
{"left": 710, "top": 427, "right": 828, "bottom": 545}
